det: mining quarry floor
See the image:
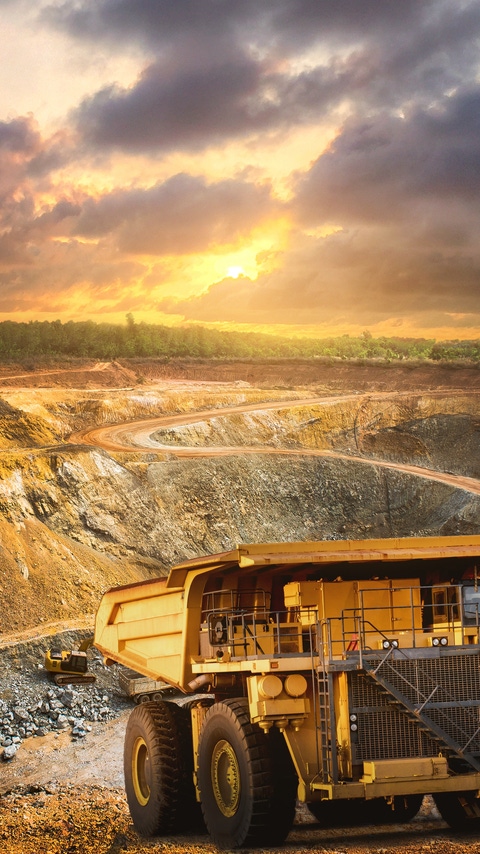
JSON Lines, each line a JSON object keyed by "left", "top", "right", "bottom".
{"left": 1, "top": 358, "right": 480, "bottom": 853}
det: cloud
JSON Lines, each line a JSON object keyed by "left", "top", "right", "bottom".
{"left": 0, "top": 236, "right": 147, "bottom": 314}
{"left": 294, "top": 87, "right": 480, "bottom": 227}
{"left": 158, "top": 219, "right": 480, "bottom": 330}
{"left": 2, "top": 2, "right": 480, "bottom": 335}
{"left": 0, "top": 115, "right": 40, "bottom": 153}
{"left": 0, "top": 163, "right": 279, "bottom": 314}
{"left": 156, "top": 79, "right": 480, "bottom": 331}
{"left": 75, "top": 53, "right": 265, "bottom": 153}
{"left": 62, "top": 0, "right": 480, "bottom": 158}
{"left": 0, "top": 116, "right": 73, "bottom": 215}
{"left": 0, "top": 116, "right": 42, "bottom": 205}
{"left": 74, "top": 173, "right": 279, "bottom": 254}
{"left": 44, "top": 0, "right": 433, "bottom": 52}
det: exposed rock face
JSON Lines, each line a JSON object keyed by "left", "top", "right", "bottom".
{"left": 0, "top": 379, "right": 478, "bottom": 633}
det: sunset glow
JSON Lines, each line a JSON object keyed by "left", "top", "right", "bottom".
{"left": 0, "top": 1, "right": 479, "bottom": 340}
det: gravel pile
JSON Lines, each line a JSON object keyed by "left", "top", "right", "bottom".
{"left": 0, "top": 634, "right": 131, "bottom": 762}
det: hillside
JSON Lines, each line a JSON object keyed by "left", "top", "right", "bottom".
{"left": 1, "top": 357, "right": 480, "bottom": 854}
{"left": 0, "top": 358, "right": 478, "bottom": 634}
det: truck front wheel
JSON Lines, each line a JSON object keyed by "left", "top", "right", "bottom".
{"left": 124, "top": 700, "right": 197, "bottom": 837}
{"left": 198, "top": 698, "right": 296, "bottom": 848}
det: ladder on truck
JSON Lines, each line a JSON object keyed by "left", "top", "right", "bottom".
{"left": 313, "top": 621, "right": 339, "bottom": 783}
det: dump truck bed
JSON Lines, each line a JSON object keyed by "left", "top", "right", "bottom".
{"left": 94, "top": 535, "right": 480, "bottom": 692}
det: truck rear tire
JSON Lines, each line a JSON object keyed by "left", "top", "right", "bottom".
{"left": 266, "top": 725, "right": 298, "bottom": 844}
{"left": 124, "top": 700, "right": 198, "bottom": 837}
{"left": 433, "top": 791, "right": 480, "bottom": 830}
{"left": 308, "top": 794, "right": 422, "bottom": 826}
{"left": 198, "top": 698, "right": 296, "bottom": 849}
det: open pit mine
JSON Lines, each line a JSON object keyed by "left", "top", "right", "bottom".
{"left": 1, "top": 359, "right": 480, "bottom": 853}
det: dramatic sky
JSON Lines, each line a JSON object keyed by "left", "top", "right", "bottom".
{"left": 1, "top": 0, "right": 480, "bottom": 339}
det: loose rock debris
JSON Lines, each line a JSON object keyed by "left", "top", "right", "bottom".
{"left": 1, "top": 787, "right": 480, "bottom": 854}
{"left": 1, "top": 685, "right": 116, "bottom": 758}
{"left": 0, "top": 666, "right": 130, "bottom": 761}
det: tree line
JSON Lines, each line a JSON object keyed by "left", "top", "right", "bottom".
{"left": 0, "top": 319, "right": 478, "bottom": 363}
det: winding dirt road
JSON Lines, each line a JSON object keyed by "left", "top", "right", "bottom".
{"left": 4, "top": 383, "right": 480, "bottom": 854}
{"left": 70, "top": 391, "right": 480, "bottom": 496}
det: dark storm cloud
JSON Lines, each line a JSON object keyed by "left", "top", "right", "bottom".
{"left": 0, "top": 116, "right": 40, "bottom": 153}
{"left": 72, "top": 47, "right": 426, "bottom": 156}
{"left": 26, "top": 136, "right": 72, "bottom": 178}
{"left": 74, "top": 174, "right": 279, "bottom": 254}
{"left": 294, "top": 87, "right": 480, "bottom": 228}
{"left": 44, "top": 0, "right": 432, "bottom": 52}
{"left": 76, "top": 53, "right": 266, "bottom": 153}
{"left": 51, "top": 0, "right": 480, "bottom": 155}
{"left": 0, "top": 117, "right": 44, "bottom": 209}
{"left": 0, "top": 116, "right": 72, "bottom": 212}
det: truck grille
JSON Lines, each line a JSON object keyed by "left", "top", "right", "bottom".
{"left": 378, "top": 654, "right": 480, "bottom": 703}
{"left": 349, "top": 652, "right": 480, "bottom": 762}
{"left": 350, "top": 672, "right": 438, "bottom": 760}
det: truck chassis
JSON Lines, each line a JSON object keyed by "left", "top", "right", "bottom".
{"left": 95, "top": 536, "right": 480, "bottom": 848}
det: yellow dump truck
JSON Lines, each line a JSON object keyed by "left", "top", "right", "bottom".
{"left": 95, "top": 535, "right": 480, "bottom": 848}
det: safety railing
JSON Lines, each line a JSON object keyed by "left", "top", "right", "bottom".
{"left": 202, "top": 609, "right": 305, "bottom": 659}
{"left": 314, "top": 583, "right": 480, "bottom": 663}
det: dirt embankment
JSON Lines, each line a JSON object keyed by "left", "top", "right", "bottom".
{"left": 0, "top": 356, "right": 479, "bottom": 392}
{"left": 133, "top": 357, "right": 480, "bottom": 393}
{"left": 0, "top": 364, "right": 479, "bottom": 634}
{"left": 1, "top": 359, "right": 480, "bottom": 854}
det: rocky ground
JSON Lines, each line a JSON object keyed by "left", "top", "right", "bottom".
{"left": 1, "top": 358, "right": 480, "bottom": 853}
{"left": 0, "top": 630, "right": 129, "bottom": 764}
{"left": 2, "top": 777, "right": 480, "bottom": 854}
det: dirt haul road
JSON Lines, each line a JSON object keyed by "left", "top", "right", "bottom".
{"left": 2, "top": 790, "right": 478, "bottom": 854}
{"left": 3, "top": 381, "right": 480, "bottom": 853}
{"left": 71, "top": 391, "right": 480, "bottom": 496}
{"left": 0, "top": 696, "right": 464, "bottom": 853}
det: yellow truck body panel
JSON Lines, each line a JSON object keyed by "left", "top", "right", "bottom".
{"left": 95, "top": 534, "right": 480, "bottom": 690}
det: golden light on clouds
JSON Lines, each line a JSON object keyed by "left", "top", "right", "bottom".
{"left": 0, "top": 1, "right": 478, "bottom": 340}
{"left": 0, "top": 4, "right": 144, "bottom": 130}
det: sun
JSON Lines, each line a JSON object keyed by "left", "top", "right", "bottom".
{"left": 227, "top": 265, "right": 245, "bottom": 279}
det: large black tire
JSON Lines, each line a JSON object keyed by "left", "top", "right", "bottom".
{"left": 308, "top": 794, "right": 422, "bottom": 827}
{"left": 433, "top": 791, "right": 480, "bottom": 830}
{"left": 198, "top": 698, "right": 297, "bottom": 849}
{"left": 264, "top": 725, "right": 298, "bottom": 845}
{"left": 124, "top": 700, "right": 198, "bottom": 837}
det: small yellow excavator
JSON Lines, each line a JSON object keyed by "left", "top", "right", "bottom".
{"left": 44, "top": 636, "right": 96, "bottom": 685}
